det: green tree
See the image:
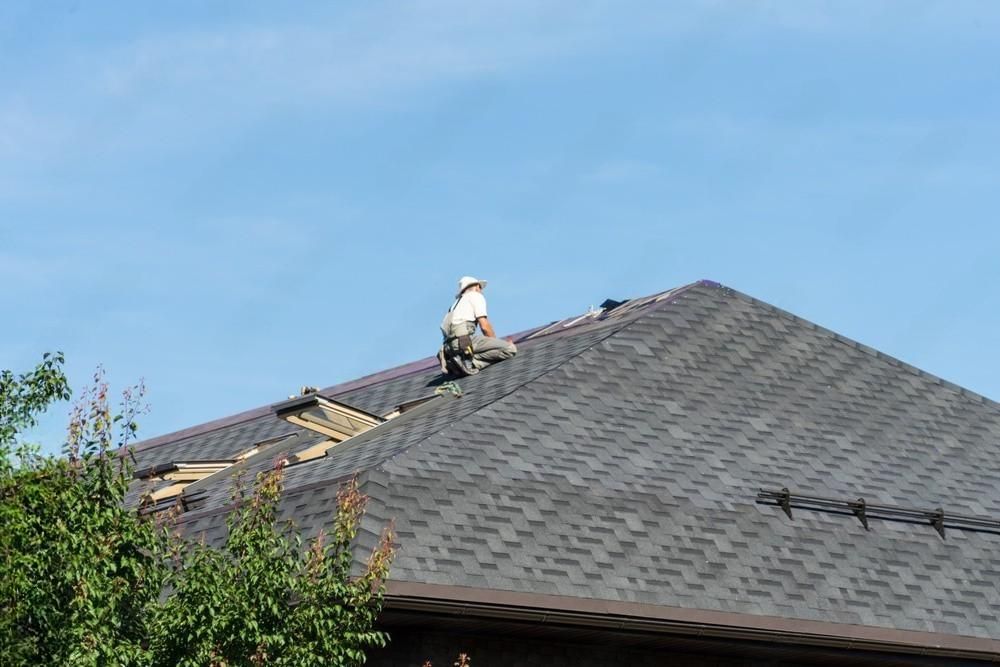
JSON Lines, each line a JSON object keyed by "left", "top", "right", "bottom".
{"left": 152, "top": 472, "right": 394, "bottom": 667}
{"left": 0, "top": 355, "right": 395, "bottom": 666}
{"left": 0, "top": 351, "right": 71, "bottom": 463}
{"left": 1, "top": 367, "right": 165, "bottom": 665}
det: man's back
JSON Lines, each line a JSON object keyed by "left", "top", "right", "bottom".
{"left": 448, "top": 291, "right": 487, "bottom": 326}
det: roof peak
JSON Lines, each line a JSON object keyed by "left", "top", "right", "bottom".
{"left": 132, "top": 280, "right": 711, "bottom": 452}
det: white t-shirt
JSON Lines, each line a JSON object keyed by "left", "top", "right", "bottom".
{"left": 450, "top": 291, "right": 488, "bottom": 323}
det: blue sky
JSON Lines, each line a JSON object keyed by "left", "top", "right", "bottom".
{"left": 2, "top": 1, "right": 998, "bottom": 452}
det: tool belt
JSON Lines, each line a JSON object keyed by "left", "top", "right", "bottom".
{"left": 439, "top": 300, "right": 478, "bottom": 377}
{"left": 440, "top": 331, "right": 478, "bottom": 377}
{"left": 448, "top": 334, "right": 473, "bottom": 355}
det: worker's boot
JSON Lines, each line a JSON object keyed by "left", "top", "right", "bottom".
{"left": 460, "top": 356, "right": 479, "bottom": 375}
{"left": 456, "top": 335, "right": 478, "bottom": 375}
{"left": 445, "top": 353, "right": 476, "bottom": 377}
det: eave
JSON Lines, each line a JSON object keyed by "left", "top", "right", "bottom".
{"left": 384, "top": 582, "right": 1000, "bottom": 664}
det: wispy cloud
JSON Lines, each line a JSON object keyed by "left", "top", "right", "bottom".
{"left": 3, "top": 1, "right": 1000, "bottom": 181}
{"left": 97, "top": 6, "right": 589, "bottom": 103}
{"left": 2, "top": 1, "right": 624, "bottom": 165}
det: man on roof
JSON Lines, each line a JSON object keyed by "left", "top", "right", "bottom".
{"left": 438, "top": 276, "right": 517, "bottom": 376}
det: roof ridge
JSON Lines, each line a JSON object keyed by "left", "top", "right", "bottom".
{"left": 367, "top": 331, "right": 635, "bottom": 474}
{"left": 364, "top": 276, "right": 1000, "bottom": 478}
{"left": 131, "top": 408, "right": 273, "bottom": 453}
{"left": 131, "top": 352, "right": 451, "bottom": 451}
{"left": 318, "top": 324, "right": 553, "bottom": 400}
{"left": 318, "top": 279, "right": 708, "bottom": 404}
{"left": 131, "top": 326, "right": 568, "bottom": 452}
{"left": 367, "top": 281, "right": 710, "bottom": 473}
{"left": 715, "top": 285, "right": 1000, "bottom": 411}
{"left": 130, "top": 280, "right": 713, "bottom": 453}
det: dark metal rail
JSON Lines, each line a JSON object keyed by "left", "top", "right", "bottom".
{"left": 756, "top": 487, "right": 1000, "bottom": 539}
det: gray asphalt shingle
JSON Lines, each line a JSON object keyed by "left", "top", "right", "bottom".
{"left": 140, "top": 281, "right": 1000, "bottom": 642}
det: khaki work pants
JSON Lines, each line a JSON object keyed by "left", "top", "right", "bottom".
{"left": 469, "top": 334, "right": 517, "bottom": 369}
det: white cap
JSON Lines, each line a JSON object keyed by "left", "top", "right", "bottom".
{"left": 456, "top": 276, "right": 487, "bottom": 297}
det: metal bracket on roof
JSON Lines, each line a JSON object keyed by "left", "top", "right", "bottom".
{"left": 850, "top": 497, "right": 870, "bottom": 531}
{"left": 756, "top": 487, "right": 997, "bottom": 540}
{"left": 930, "top": 508, "right": 946, "bottom": 540}
{"left": 777, "top": 487, "right": 793, "bottom": 520}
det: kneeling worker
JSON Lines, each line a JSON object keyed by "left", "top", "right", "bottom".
{"left": 439, "top": 276, "right": 517, "bottom": 376}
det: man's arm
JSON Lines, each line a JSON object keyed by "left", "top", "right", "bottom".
{"left": 477, "top": 316, "right": 496, "bottom": 338}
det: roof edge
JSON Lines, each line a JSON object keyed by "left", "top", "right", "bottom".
{"left": 130, "top": 279, "right": 712, "bottom": 452}
{"left": 130, "top": 404, "right": 274, "bottom": 453}
{"left": 129, "top": 327, "right": 556, "bottom": 453}
{"left": 713, "top": 284, "right": 999, "bottom": 410}
{"left": 386, "top": 581, "right": 1000, "bottom": 662}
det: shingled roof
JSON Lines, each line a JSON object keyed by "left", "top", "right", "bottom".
{"left": 131, "top": 280, "right": 1000, "bottom": 663}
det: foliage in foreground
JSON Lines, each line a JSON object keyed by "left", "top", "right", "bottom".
{"left": 1, "top": 373, "right": 162, "bottom": 665}
{"left": 152, "top": 472, "right": 394, "bottom": 667}
{"left": 0, "top": 355, "right": 394, "bottom": 666}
